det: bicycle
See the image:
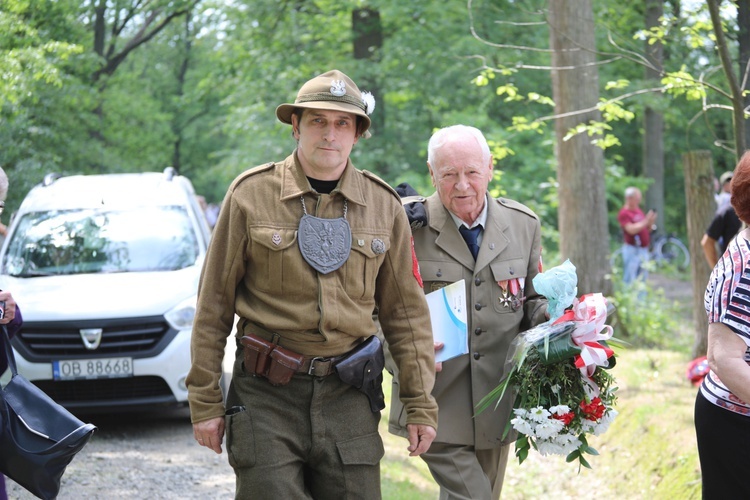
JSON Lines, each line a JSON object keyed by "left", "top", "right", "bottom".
{"left": 610, "top": 232, "right": 690, "bottom": 273}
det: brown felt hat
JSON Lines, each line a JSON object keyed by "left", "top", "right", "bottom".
{"left": 276, "top": 70, "right": 374, "bottom": 137}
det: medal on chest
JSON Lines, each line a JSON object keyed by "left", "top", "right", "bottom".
{"left": 497, "top": 277, "right": 526, "bottom": 312}
{"left": 298, "top": 196, "right": 352, "bottom": 274}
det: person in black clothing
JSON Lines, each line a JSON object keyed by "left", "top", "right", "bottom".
{"left": 0, "top": 166, "right": 24, "bottom": 500}
{"left": 702, "top": 171, "right": 743, "bottom": 267}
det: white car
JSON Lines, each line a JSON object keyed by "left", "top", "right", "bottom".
{"left": 0, "top": 168, "right": 220, "bottom": 412}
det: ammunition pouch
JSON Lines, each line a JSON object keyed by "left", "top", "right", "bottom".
{"left": 240, "top": 333, "right": 303, "bottom": 386}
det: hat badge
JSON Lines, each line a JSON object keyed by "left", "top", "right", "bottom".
{"left": 330, "top": 79, "right": 347, "bottom": 97}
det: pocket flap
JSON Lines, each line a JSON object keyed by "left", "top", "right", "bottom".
{"left": 490, "top": 259, "right": 528, "bottom": 282}
{"left": 250, "top": 227, "right": 297, "bottom": 251}
{"left": 418, "top": 261, "right": 464, "bottom": 282}
{"left": 350, "top": 234, "right": 390, "bottom": 258}
{"left": 336, "top": 432, "right": 385, "bottom": 465}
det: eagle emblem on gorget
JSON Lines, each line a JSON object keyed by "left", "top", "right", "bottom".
{"left": 298, "top": 214, "right": 352, "bottom": 274}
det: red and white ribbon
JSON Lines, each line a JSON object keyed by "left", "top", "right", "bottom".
{"left": 553, "top": 293, "right": 614, "bottom": 392}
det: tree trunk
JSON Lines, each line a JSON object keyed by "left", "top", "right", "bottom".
{"left": 682, "top": 150, "right": 715, "bottom": 357}
{"left": 708, "top": 0, "right": 747, "bottom": 159}
{"left": 548, "top": 0, "right": 611, "bottom": 296}
{"left": 353, "top": 8, "right": 383, "bottom": 133}
{"left": 643, "top": 0, "right": 665, "bottom": 236}
{"left": 737, "top": 0, "right": 750, "bottom": 149}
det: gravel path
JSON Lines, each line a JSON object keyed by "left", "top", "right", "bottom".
{"left": 5, "top": 407, "right": 236, "bottom": 500}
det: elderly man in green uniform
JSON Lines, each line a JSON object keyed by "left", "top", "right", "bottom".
{"left": 389, "top": 125, "right": 548, "bottom": 500}
{"left": 186, "top": 69, "right": 438, "bottom": 499}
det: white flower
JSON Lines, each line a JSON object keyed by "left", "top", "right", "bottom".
{"left": 536, "top": 439, "right": 567, "bottom": 456}
{"left": 513, "top": 408, "right": 528, "bottom": 418}
{"left": 553, "top": 432, "right": 583, "bottom": 454}
{"left": 511, "top": 416, "right": 534, "bottom": 436}
{"left": 580, "top": 419, "right": 596, "bottom": 434}
{"left": 534, "top": 419, "right": 565, "bottom": 439}
{"left": 528, "top": 406, "right": 551, "bottom": 422}
{"left": 551, "top": 384, "right": 561, "bottom": 394}
{"left": 590, "top": 408, "right": 618, "bottom": 436}
{"left": 549, "top": 405, "right": 571, "bottom": 416}
{"left": 361, "top": 91, "right": 376, "bottom": 115}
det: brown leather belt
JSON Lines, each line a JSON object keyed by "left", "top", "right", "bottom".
{"left": 239, "top": 319, "right": 346, "bottom": 378}
{"left": 300, "top": 356, "right": 338, "bottom": 377}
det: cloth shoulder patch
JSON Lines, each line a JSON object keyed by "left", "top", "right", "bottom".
{"left": 410, "top": 236, "right": 423, "bottom": 288}
{"left": 495, "top": 197, "right": 539, "bottom": 220}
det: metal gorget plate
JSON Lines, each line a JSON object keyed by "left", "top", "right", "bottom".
{"left": 298, "top": 214, "right": 352, "bottom": 274}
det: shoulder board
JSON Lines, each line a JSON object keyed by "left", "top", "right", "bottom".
{"left": 401, "top": 195, "right": 426, "bottom": 206}
{"left": 229, "top": 162, "right": 275, "bottom": 190}
{"left": 496, "top": 197, "right": 539, "bottom": 220}
{"left": 362, "top": 170, "right": 400, "bottom": 200}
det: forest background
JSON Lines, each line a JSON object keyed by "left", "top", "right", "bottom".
{"left": 1, "top": 0, "right": 747, "bottom": 346}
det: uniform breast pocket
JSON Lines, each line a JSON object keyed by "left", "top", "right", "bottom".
{"left": 248, "top": 227, "right": 300, "bottom": 294}
{"left": 419, "top": 261, "right": 465, "bottom": 293}
{"left": 490, "top": 259, "right": 528, "bottom": 314}
{"left": 345, "top": 234, "right": 389, "bottom": 299}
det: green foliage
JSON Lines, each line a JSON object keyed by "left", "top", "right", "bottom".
{"left": 608, "top": 276, "right": 690, "bottom": 353}
{"left": 0, "top": 0, "right": 741, "bottom": 260}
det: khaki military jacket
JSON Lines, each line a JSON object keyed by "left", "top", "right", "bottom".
{"left": 388, "top": 193, "right": 547, "bottom": 449}
{"left": 187, "top": 153, "right": 437, "bottom": 429}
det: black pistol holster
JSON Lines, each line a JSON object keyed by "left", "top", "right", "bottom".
{"left": 334, "top": 336, "right": 386, "bottom": 412}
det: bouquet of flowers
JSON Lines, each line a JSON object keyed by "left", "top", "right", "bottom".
{"left": 476, "top": 260, "right": 620, "bottom": 469}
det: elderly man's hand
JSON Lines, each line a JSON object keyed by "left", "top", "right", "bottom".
{"left": 406, "top": 423, "right": 436, "bottom": 457}
{"left": 434, "top": 341, "right": 444, "bottom": 372}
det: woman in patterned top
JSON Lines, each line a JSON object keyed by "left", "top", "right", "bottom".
{"left": 694, "top": 151, "right": 750, "bottom": 499}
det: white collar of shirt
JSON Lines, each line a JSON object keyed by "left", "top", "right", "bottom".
{"left": 449, "top": 194, "right": 489, "bottom": 244}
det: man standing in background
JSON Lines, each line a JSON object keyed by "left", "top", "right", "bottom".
{"left": 617, "top": 187, "right": 657, "bottom": 284}
{"left": 702, "top": 171, "right": 741, "bottom": 267}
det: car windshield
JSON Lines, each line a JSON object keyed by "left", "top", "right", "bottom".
{"left": 2, "top": 206, "right": 200, "bottom": 277}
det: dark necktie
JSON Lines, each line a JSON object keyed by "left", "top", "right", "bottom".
{"left": 459, "top": 225, "right": 481, "bottom": 260}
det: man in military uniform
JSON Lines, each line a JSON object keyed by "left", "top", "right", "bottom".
{"left": 388, "top": 125, "right": 548, "bottom": 500}
{"left": 186, "top": 70, "right": 438, "bottom": 499}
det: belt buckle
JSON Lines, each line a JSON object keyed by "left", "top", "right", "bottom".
{"left": 308, "top": 356, "right": 327, "bottom": 376}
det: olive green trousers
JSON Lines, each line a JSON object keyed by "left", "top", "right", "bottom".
{"left": 225, "top": 354, "right": 383, "bottom": 499}
{"left": 421, "top": 441, "right": 510, "bottom": 500}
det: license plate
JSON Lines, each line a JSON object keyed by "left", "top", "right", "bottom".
{"left": 53, "top": 357, "right": 134, "bottom": 380}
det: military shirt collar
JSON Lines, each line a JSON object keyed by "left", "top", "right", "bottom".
{"left": 280, "top": 151, "right": 367, "bottom": 206}
{"left": 447, "top": 194, "right": 489, "bottom": 231}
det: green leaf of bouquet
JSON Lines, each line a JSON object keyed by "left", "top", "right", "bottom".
{"left": 579, "top": 454, "right": 593, "bottom": 469}
{"left": 516, "top": 436, "right": 531, "bottom": 451}
{"left": 565, "top": 450, "right": 579, "bottom": 463}
{"left": 583, "top": 445, "right": 600, "bottom": 456}
{"left": 474, "top": 371, "right": 513, "bottom": 415}
{"left": 517, "top": 447, "right": 529, "bottom": 464}
{"left": 606, "top": 336, "right": 630, "bottom": 350}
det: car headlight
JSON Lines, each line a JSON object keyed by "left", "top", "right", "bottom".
{"left": 164, "top": 295, "right": 196, "bottom": 331}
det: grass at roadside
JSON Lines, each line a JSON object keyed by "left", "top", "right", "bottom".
{"left": 380, "top": 349, "right": 702, "bottom": 499}
{"left": 379, "top": 274, "right": 703, "bottom": 499}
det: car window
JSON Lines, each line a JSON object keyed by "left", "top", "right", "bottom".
{"left": 2, "top": 206, "right": 200, "bottom": 276}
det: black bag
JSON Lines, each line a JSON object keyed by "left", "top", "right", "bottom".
{"left": 0, "top": 326, "right": 97, "bottom": 499}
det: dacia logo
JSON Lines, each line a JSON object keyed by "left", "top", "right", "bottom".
{"left": 80, "top": 328, "right": 103, "bottom": 350}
